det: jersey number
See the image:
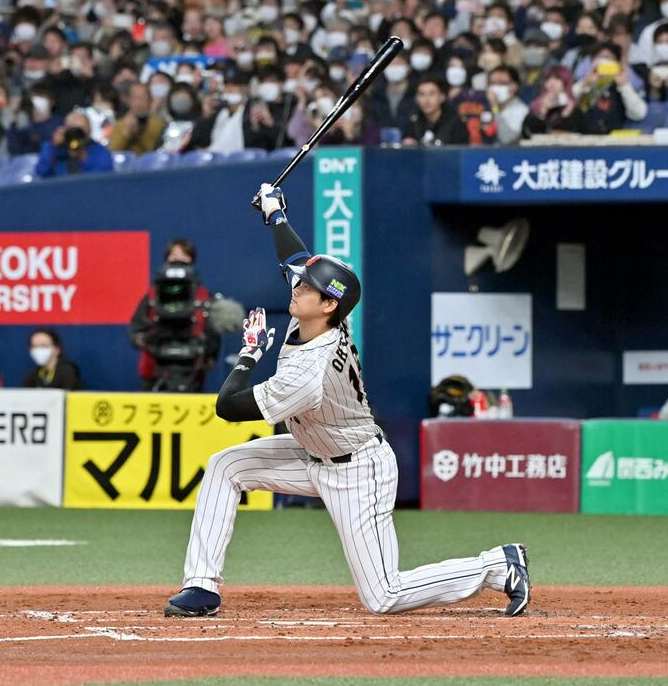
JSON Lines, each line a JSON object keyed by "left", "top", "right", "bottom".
{"left": 349, "top": 366, "right": 365, "bottom": 405}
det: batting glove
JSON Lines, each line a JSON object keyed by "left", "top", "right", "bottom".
{"left": 238, "top": 307, "right": 276, "bottom": 363}
{"left": 258, "top": 183, "right": 287, "bottom": 225}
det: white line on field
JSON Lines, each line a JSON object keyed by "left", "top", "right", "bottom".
{"left": 0, "top": 540, "right": 86, "bottom": 547}
{"left": 0, "top": 630, "right": 651, "bottom": 643}
{"left": 0, "top": 634, "right": 98, "bottom": 642}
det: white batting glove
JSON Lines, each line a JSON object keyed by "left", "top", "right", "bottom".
{"left": 258, "top": 183, "right": 287, "bottom": 225}
{"left": 238, "top": 307, "right": 276, "bottom": 364}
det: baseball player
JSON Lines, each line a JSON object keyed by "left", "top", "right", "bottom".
{"left": 165, "top": 183, "right": 530, "bottom": 618}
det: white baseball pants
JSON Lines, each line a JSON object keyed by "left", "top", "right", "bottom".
{"left": 182, "top": 434, "right": 509, "bottom": 614}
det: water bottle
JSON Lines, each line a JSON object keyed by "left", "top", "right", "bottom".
{"left": 498, "top": 388, "right": 513, "bottom": 419}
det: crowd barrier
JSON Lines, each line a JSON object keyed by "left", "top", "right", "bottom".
{"left": 0, "top": 388, "right": 273, "bottom": 510}
{"left": 421, "top": 417, "right": 668, "bottom": 515}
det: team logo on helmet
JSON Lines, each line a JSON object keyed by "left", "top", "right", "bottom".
{"left": 325, "top": 278, "right": 347, "bottom": 299}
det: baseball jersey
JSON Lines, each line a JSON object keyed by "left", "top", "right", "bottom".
{"left": 253, "top": 317, "right": 380, "bottom": 458}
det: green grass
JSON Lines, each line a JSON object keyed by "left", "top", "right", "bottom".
{"left": 0, "top": 508, "right": 667, "bottom": 586}
{"left": 85, "top": 678, "right": 668, "bottom": 686}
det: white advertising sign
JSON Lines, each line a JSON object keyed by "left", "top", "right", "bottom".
{"left": 623, "top": 351, "right": 668, "bottom": 384}
{"left": 431, "top": 293, "right": 532, "bottom": 389}
{"left": 0, "top": 389, "right": 65, "bottom": 506}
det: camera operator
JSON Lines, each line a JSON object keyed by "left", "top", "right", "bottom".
{"left": 128, "top": 238, "right": 221, "bottom": 393}
{"left": 34, "top": 110, "right": 113, "bottom": 178}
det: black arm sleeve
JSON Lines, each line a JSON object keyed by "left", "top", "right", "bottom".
{"left": 270, "top": 219, "right": 311, "bottom": 274}
{"left": 215, "top": 358, "right": 264, "bottom": 422}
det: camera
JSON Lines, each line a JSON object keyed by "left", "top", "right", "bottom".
{"left": 64, "top": 126, "right": 87, "bottom": 151}
{"left": 147, "top": 262, "right": 211, "bottom": 392}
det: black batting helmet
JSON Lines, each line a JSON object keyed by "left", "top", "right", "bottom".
{"left": 287, "top": 255, "right": 361, "bottom": 320}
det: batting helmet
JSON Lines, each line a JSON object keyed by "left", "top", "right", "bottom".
{"left": 287, "top": 255, "right": 361, "bottom": 320}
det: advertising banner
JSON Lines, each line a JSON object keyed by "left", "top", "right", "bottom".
{"left": 314, "top": 147, "right": 363, "bottom": 358}
{"left": 421, "top": 418, "right": 580, "bottom": 512}
{"left": 0, "top": 389, "right": 65, "bottom": 506}
{"left": 623, "top": 351, "right": 668, "bottom": 384}
{"left": 0, "top": 231, "right": 149, "bottom": 324}
{"left": 581, "top": 420, "right": 668, "bottom": 515}
{"left": 460, "top": 148, "right": 668, "bottom": 203}
{"left": 431, "top": 293, "right": 532, "bottom": 388}
{"left": 64, "top": 392, "right": 273, "bottom": 509}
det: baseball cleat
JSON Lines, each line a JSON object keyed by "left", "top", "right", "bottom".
{"left": 164, "top": 586, "right": 221, "bottom": 617}
{"left": 502, "top": 543, "right": 531, "bottom": 617}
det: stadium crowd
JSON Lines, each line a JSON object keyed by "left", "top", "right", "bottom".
{"left": 1, "top": 0, "right": 667, "bottom": 176}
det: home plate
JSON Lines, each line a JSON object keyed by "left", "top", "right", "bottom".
{"left": 0, "top": 540, "right": 87, "bottom": 547}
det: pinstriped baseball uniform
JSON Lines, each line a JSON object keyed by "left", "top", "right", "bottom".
{"left": 181, "top": 277, "right": 511, "bottom": 613}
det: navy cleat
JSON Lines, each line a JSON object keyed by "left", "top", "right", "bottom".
{"left": 503, "top": 543, "right": 530, "bottom": 617}
{"left": 164, "top": 586, "right": 221, "bottom": 617}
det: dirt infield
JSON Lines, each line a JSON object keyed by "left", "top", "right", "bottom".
{"left": 1, "top": 585, "right": 667, "bottom": 686}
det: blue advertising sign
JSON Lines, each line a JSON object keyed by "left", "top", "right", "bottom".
{"left": 455, "top": 148, "right": 668, "bottom": 203}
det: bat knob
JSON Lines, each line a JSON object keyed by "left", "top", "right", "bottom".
{"left": 251, "top": 192, "right": 262, "bottom": 211}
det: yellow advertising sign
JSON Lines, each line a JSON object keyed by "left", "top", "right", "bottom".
{"left": 64, "top": 392, "right": 273, "bottom": 510}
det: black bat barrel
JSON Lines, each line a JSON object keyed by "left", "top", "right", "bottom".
{"left": 251, "top": 36, "right": 404, "bottom": 211}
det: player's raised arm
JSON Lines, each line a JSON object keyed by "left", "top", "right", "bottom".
{"left": 215, "top": 307, "right": 274, "bottom": 422}
{"left": 257, "top": 183, "right": 312, "bottom": 282}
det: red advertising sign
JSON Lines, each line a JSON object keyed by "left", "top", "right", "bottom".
{"left": 0, "top": 232, "right": 149, "bottom": 324}
{"left": 420, "top": 418, "right": 581, "bottom": 513}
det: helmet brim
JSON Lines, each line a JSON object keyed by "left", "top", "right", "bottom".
{"left": 286, "top": 263, "right": 325, "bottom": 294}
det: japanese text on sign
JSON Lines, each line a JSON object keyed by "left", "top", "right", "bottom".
{"left": 431, "top": 293, "right": 532, "bottom": 389}
{"left": 433, "top": 449, "right": 568, "bottom": 483}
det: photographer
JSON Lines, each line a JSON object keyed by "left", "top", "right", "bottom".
{"left": 128, "top": 238, "right": 221, "bottom": 393}
{"left": 34, "top": 110, "right": 113, "bottom": 178}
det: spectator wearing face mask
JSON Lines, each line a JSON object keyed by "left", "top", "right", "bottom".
{"left": 109, "top": 82, "right": 165, "bottom": 153}
{"left": 160, "top": 82, "right": 202, "bottom": 152}
{"left": 111, "top": 61, "right": 140, "bottom": 111}
{"left": 445, "top": 56, "right": 497, "bottom": 145}
{"left": 202, "top": 14, "right": 230, "bottom": 58}
{"left": 483, "top": 3, "right": 523, "bottom": 69}
{"left": 561, "top": 12, "right": 604, "bottom": 72}
{"left": 205, "top": 76, "right": 250, "bottom": 154}
{"left": 487, "top": 65, "right": 529, "bottom": 144}
{"left": 410, "top": 39, "right": 441, "bottom": 76}
{"left": 539, "top": 8, "right": 570, "bottom": 62}
{"left": 313, "top": 16, "right": 352, "bottom": 62}
{"left": 368, "top": 51, "right": 416, "bottom": 131}
{"left": 10, "top": 43, "right": 50, "bottom": 99}
{"left": 246, "top": 66, "right": 295, "bottom": 150}
{"left": 148, "top": 22, "right": 181, "bottom": 60}
{"left": 254, "top": 36, "right": 281, "bottom": 70}
{"left": 472, "top": 38, "right": 507, "bottom": 90}
{"left": 257, "top": 0, "right": 281, "bottom": 28}
{"left": 402, "top": 75, "right": 469, "bottom": 146}
{"left": 148, "top": 71, "right": 173, "bottom": 118}
{"left": 518, "top": 28, "right": 556, "bottom": 104}
{"left": 35, "top": 109, "right": 113, "bottom": 178}
{"left": 23, "top": 328, "right": 81, "bottom": 390}
{"left": 631, "top": 0, "right": 668, "bottom": 65}
{"left": 572, "top": 41, "right": 647, "bottom": 133}
{"left": 7, "top": 84, "right": 63, "bottom": 155}
{"left": 282, "top": 13, "right": 314, "bottom": 63}
{"left": 523, "top": 66, "right": 583, "bottom": 136}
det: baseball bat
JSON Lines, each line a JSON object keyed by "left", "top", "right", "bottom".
{"left": 251, "top": 35, "right": 404, "bottom": 210}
